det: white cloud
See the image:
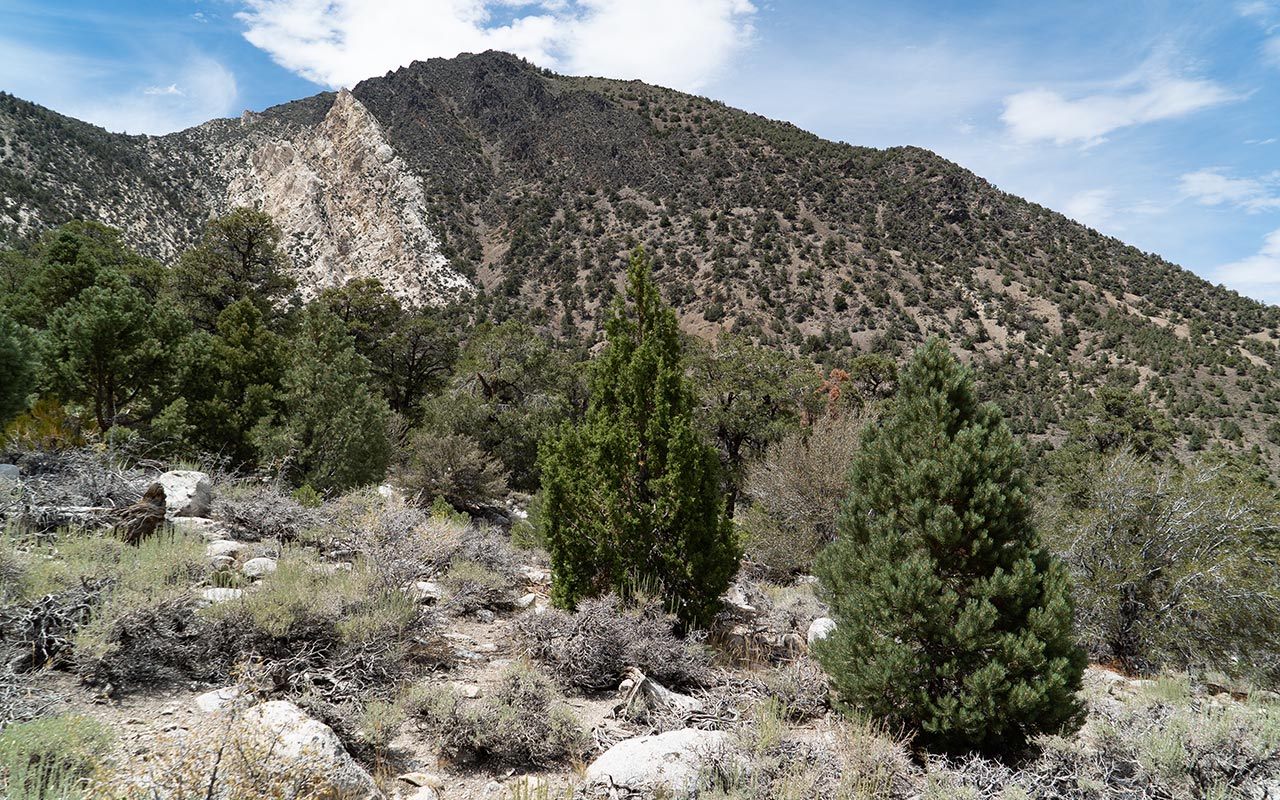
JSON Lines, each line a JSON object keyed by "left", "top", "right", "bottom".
{"left": 144, "top": 83, "right": 185, "bottom": 96}
{"left": 1266, "top": 35, "right": 1280, "bottom": 67}
{"left": 1237, "top": 0, "right": 1274, "bottom": 18}
{"left": 1063, "top": 188, "right": 1116, "bottom": 230}
{"left": 1213, "top": 228, "right": 1280, "bottom": 305}
{"left": 0, "top": 41, "right": 239, "bottom": 134}
{"left": 1000, "top": 76, "right": 1239, "bottom": 146}
{"left": 234, "top": 0, "right": 755, "bottom": 92}
{"left": 559, "top": 0, "right": 754, "bottom": 90}
{"left": 84, "top": 57, "right": 239, "bottom": 134}
{"left": 1179, "top": 168, "right": 1280, "bottom": 212}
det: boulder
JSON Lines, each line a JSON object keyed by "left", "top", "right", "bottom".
{"left": 206, "top": 540, "right": 244, "bottom": 560}
{"left": 199, "top": 587, "right": 243, "bottom": 604}
{"left": 807, "top": 617, "right": 837, "bottom": 645}
{"left": 586, "top": 729, "right": 735, "bottom": 797}
{"left": 236, "top": 701, "right": 382, "bottom": 800}
{"left": 158, "top": 470, "right": 212, "bottom": 518}
{"left": 194, "top": 686, "right": 241, "bottom": 713}
{"left": 242, "top": 557, "right": 278, "bottom": 578}
{"left": 0, "top": 464, "right": 18, "bottom": 483}
{"left": 515, "top": 592, "right": 538, "bottom": 608}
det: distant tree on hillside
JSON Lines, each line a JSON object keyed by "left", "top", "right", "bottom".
{"left": 172, "top": 208, "right": 295, "bottom": 330}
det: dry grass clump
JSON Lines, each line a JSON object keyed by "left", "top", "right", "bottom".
{"left": 0, "top": 714, "right": 113, "bottom": 800}
{"left": 514, "top": 594, "right": 713, "bottom": 692}
{"left": 211, "top": 480, "right": 322, "bottom": 542}
{"left": 318, "top": 490, "right": 522, "bottom": 612}
{"left": 762, "top": 658, "right": 830, "bottom": 722}
{"left": 323, "top": 489, "right": 465, "bottom": 586}
{"left": 202, "top": 548, "right": 443, "bottom": 695}
{"left": 409, "top": 660, "right": 588, "bottom": 768}
{"left": 706, "top": 700, "right": 916, "bottom": 800}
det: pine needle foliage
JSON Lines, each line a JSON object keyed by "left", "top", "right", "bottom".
{"left": 539, "top": 248, "right": 737, "bottom": 630}
{"left": 814, "top": 338, "right": 1085, "bottom": 756}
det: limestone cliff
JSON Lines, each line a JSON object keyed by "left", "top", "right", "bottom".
{"left": 219, "top": 89, "right": 471, "bottom": 306}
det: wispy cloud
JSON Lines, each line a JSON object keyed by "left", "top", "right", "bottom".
{"left": 1179, "top": 168, "right": 1280, "bottom": 212}
{"left": 0, "top": 40, "right": 238, "bottom": 134}
{"left": 1214, "top": 228, "right": 1280, "bottom": 305}
{"left": 1063, "top": 188, "right": 1116, "bottom": 230}
{"left": 1000, "top": 74, "right": 1240, "bottom": 147}
{"left": 143, "top": 83, "right": 185, "bottom": 96}
{"left": 234, "top": 0, "right": 756, "bottom": 92}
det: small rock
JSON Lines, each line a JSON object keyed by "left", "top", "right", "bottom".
{"left": 242, "top": 557, "right": 278, "bottom": 578}
{"left": 397, "top": 773, "right": 443, "bottom": 789}
{"left": 206, "top": 540, "right": 244, "bottom": 560}
{"left": 407, "top": 788, "right": 439, "bottom": 800}
{"left": 520, "top": 566, "right": 551, "bottom": 585}
{"left": 722, "top": 584, "right": 757, "bottom": 617}
{"left": 458, "top": 684, "right": 483, "bottom": 699}
{"left": 481, "top": 781, "right": 504, "bottom": 800}
{"left": 408, "top": 581, "right": 444, "bottom": 602}
{"left": 474, "top": 609, "right": 495, "bottom": 623}
{"left": 516, "top": 592, "right": 538, "bottom": 609}
{"left": 0, "top": 464, "right": 19, "bottom": 483}
{"left": 199, "top": 587, "right": 243, "bottom": 604}
{"left": 194, "top": 686, "right": 241, "bottom": 713}
{"left": 157, "top": 470, "right": 212, "bottom": 518}
{"left": 618, "top": 678, "right": 635, "bottom": 694}
{"left": 173, "top": 517, "right": 227, "bottom": 541}
{"left": 807, "top": 617, "right": 837, "bottom": 645}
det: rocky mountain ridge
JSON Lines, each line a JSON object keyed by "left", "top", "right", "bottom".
{"left": 3, "top": 50, "right": 1280, "bottom": 460}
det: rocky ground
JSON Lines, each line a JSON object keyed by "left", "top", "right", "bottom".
{"left": 3, "top": 456, "right": 1280, "bottom": 800}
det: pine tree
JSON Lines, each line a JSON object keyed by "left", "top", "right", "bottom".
{"left": 253, "top": 306, "right": 391, "bottom": 493}
{"left": 814, "top": 338, "right": 1085, "bottom": 755}
{"left": 539, "top": 248, "right": 737, "bottom": 629}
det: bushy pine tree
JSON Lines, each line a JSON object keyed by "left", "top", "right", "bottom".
{"left": 539, "top": 248, "right": 737, "bottom": 630}
{"left": 253, "top": 306, "right": 391, "bottom": 493}
{"left": 814, "top": 338, "right": 1085, "bottom": 755}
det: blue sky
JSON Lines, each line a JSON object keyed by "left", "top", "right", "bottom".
{"left": 2, "top": 0, "right": 1279, "bottom": 305}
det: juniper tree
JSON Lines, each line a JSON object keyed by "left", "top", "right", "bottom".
{"left": 814, "top": 338, "right": 1085, "bottom": 755}
{"left": 252, "top": 306, "right": 391, "bottom": 493}
{"left": 539, "top": 248, "right": 737, "bottom": 630}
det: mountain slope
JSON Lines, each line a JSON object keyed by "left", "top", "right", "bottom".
{"left": 2, "top": 51, "right": 1278, "bottom": 460}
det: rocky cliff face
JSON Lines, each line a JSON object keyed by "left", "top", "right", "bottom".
{"left": 0, "top": 87, "right": 471, "bottom": 307}
{"left": 216, "top": 89, "right": 471, "bottom": 305}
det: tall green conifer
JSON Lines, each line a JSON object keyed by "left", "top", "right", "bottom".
{"left": 814, "top": 338, "right": 1084, "bottom": 755}
{"left": 539, "top": 248, "right": 737, "bottom": 629}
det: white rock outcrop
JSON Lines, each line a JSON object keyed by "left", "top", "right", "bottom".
{"left": 222, "top": 89, "right": 472, "bottom": 307}
{"left": 585, "top": 729, "right": 735, "bottom": 797}
{"left": 157, "top": 471, "right": 212, "bottom": 518}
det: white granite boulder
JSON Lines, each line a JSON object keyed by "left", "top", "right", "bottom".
{"left": 585, "top": 729, "right": 735, "bottom": 797}
{"left": 158, "top": 470, "right": 212, "bottom": 518}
